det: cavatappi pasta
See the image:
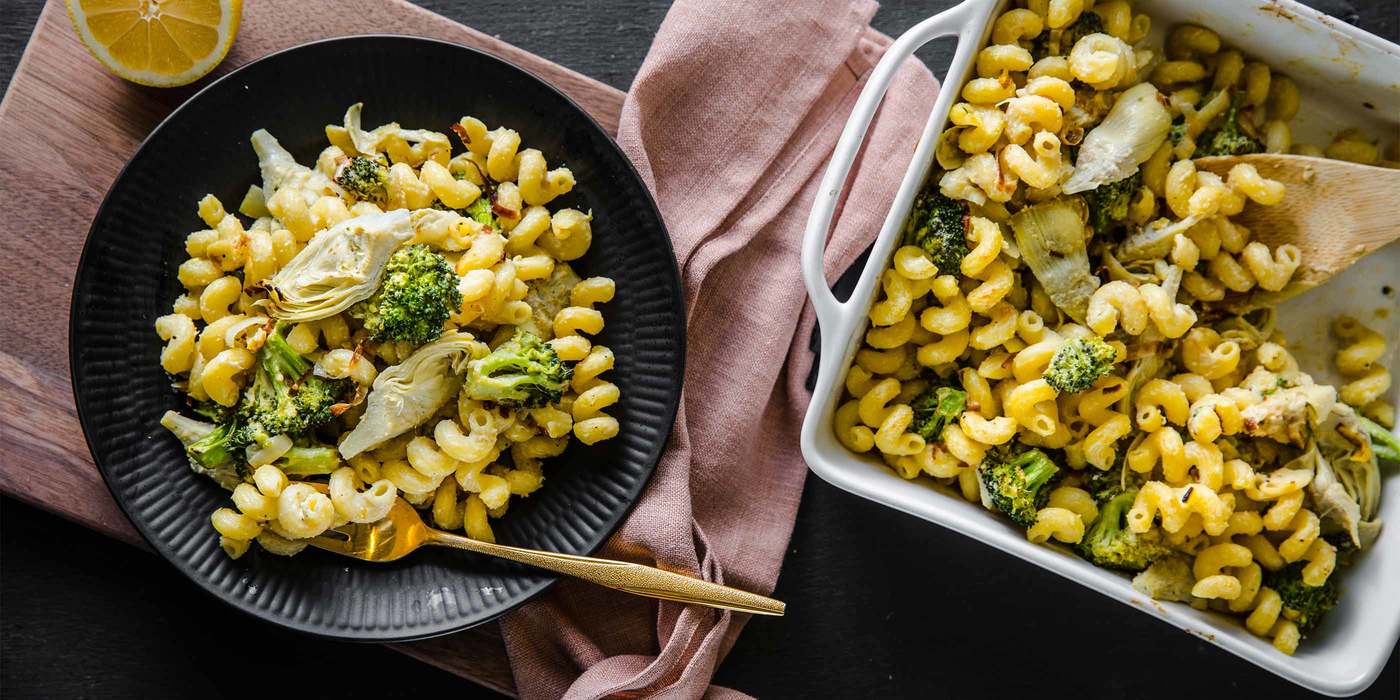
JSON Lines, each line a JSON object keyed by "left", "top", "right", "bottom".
{"left": 158, "top": 103, "right": 619, "bottom": 558}
{"left": 836, "top": 3, "right": 1397, "bottom": 655}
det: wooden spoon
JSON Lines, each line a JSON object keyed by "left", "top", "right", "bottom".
{"left": 1194, "top": 154, "right": 1400, "bottom": 289}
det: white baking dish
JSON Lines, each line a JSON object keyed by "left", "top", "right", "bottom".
{"left": 800, "top": 0, "right": 1400, "bottom": 695}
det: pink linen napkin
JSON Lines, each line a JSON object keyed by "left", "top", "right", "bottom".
{"left": 500, "top": 1, "right": 939, "bottom": 696}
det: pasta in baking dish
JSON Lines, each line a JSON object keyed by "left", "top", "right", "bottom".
{"left": 157, "top": 103, "right": 620, "bottom": 559}
{"left": 836, "top": 2, "right": 1398, "bottom": 655}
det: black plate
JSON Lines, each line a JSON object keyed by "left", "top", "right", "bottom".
{"left": 69, "top": 36, "right": 684, "bottom": 642}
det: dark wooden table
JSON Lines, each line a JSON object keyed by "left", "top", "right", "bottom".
{"left": 2, "top": 1, "right": 1397, "bottom": 697}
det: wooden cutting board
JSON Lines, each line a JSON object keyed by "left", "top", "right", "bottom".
{"left": 0, "top": 1, "right": 627, "bottom": 695}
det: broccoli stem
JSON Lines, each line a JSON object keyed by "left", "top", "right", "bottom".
{"left": 277, "top": 446, "right": 342, "bottom": 476}
{"left": 1020, "top": 454, "right": 1058, "bottom": 493}
{"left": 262, "top": 323, "right": 310, "bottom": 378}
{"left": 1360, "top": 416, "right": 1400, "bottom": 465}
{"left": 160, "top": 410, "right": 216, "bottom": 447}
{"left": 1098, "top": 489, "right": 1134, "bottom": 529}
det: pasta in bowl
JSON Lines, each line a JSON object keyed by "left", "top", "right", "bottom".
{"left": 71, "top": 35, "right": 682, "bottom": 641}
{"left": 157, "top": 104, "right": 622, "bottom": 559}
{"left": 801, "top": 0, "right": 1399, "bottom": 694}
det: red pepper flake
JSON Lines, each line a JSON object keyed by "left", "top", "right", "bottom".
{"left": 491, "top": 193, "right": 520, "bottom": 219}
{"left": 449, "top": 122, "right": 472, "bottom": 147}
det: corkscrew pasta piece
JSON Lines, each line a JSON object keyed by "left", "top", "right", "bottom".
{"left": 1332, "top": 316, "right": 1393, "bottom": 408}
{"left": 1134, "top": 379, "right": 1189, "bottom": 431}
{"left": 1129, "top": 481, "right": 1232, "bottom": 536}
{"left": 1027, "top": 506, "right": 1084, "bottom": 544}
{"left": 1078, "top": 413, "right": 1132, "bottom": 470}
{"left": 211, "top": 467, "right": 288, "bottom": 559}
{"left": 201, "top": 348, "right": 255, "bottom": 406}
{"left": 551, "top": 303, "right": 606, "bottom": 362}
{"left": 155, "top": 314, "right": 198, "bottom": 375}
{"left": 1068, "top": 33, "right": 1137, "bottom": 90}
{"left": 1005, "top": 379, "right": 1059, "bottom": 437}
{"left": 572, "top": 381, "right": 621, "bottom": 446}
{"left": 275, "top": 482, "right": 336, "bottom": 539}
{"left": 1191, "top": 543, "right": 1252, "bottom": 600}
{"left": 1047, "top": 486, "right": 1097, "bottom": 526}
{"left": 991, "top": 8, "right": 1043, "bottom": 45}
{"left": 328, "top": 467, "right": 396, "bottom": 524}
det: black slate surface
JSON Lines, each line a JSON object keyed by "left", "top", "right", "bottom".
{"left": 2, "top": 1, "right": 1398, "bottom": 698}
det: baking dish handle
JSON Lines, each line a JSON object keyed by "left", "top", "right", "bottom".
{"left": 801, "top": 0, "right": 979, "bottom": 345}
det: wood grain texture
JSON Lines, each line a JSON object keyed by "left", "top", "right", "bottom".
{"left": 0, "top": 1, "right": 626, "bottom": 695}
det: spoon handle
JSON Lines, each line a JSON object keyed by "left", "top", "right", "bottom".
{"left": 426, "top": 530, "right": 785, "bottom": 616}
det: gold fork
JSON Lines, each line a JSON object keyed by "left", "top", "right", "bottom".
{"left": 303, "top": 487, "right": 784, "bottom": 616}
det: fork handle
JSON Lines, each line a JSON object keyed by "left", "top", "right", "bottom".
{"left": 426, "top": 530, "right": 784, "bottom": 616}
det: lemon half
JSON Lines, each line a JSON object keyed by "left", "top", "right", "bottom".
{"left": 66, "top": 0, "right": 242, "bottom": 88}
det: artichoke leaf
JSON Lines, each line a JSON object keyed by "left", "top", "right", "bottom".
{"left": 259, "top": 209, "right": 416, "bottom": 322}
{"left": 343, "top": 102, "right": 451, "bottom": 157}
{"left": 250, "top": 128, "right": 343, "bottom": 205}
{"left": 1308, "top": 444, "right": 1366, "bottom": 548}
{"left": 520, "top": 263, "right": 583, "bottom": 340}
{"left": 1009, "top": 198, "right": 1099, "bottom": 323}
{"left": 1063, "top": 83, "right": 1171, "bottom": 194}
{"left": 1117, "top": 216, "right": 1199, "bottom": 263}
{"left": 1317, "top": 404, "right": 1382, "bottom": 522}
{"left": 338, "top": 331, "right": 485, "bottom": 459}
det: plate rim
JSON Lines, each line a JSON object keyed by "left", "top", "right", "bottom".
{"left": 68, "top": 33, "right": 685, "bottom": 643}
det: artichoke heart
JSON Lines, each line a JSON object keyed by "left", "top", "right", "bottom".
{"left": 338, "top": 331, "right": 486, "bottom": 459}
{"left": 260, "top": 209, "right": 417, "bottom": 322}
{"left": 1062, "top": 82, "right": 1171, "bottom": 195}
{"left": 1009, "top": 198, "right": 1099, "bottom": 323}
{"left": 519, "top": 262, "right": 583, "bottom": 339}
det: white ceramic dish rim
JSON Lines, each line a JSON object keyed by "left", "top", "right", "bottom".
{"left": 799, "top": 0, "right": 1400, "bottom": 695}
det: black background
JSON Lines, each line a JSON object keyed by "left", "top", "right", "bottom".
{"left": 2, "top": 1, "right": 1397, "bottom": 697}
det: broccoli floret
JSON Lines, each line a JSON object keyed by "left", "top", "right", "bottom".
{"left": 1061, "top": 11, "right": 1104, "bottom": 48}
{"left": 1132, "top": 555, "right": 1196, "bottom": 602}
{"left": 159, "top": 410, "right": 248, "bottom": 489}
{"left": 1085, "top": 171, "right": 1140, "bottom": 236}
{"left": 432, "top": 196, "right": 497, "bottom": 229}
{"left": 334, "top": 155, "right": 389, "bottom": 203}
{"left": 190, "top": 400, "right": 233, "bottom": 423}
{"left": 1322, "top": 530, "right": 1359, "bottom": 556}
{"left": 353, "top": 244, "right": 462, "bottom": 344}
{"left": 238, "top": 324, "right": 349, "bottom": 437}
{"left": 1043, "top": 337, "right": 1118, "bottom": 394}
{"left": 903, "top": 186, "right": 970, "bottom": 276}
{"left": 1197, "top": 98, "right": 1264, "bottom": 157}
{"left": 1168, "top": 120, "right": 1188, "bottom": 145}
{"left": 1084, "top": 462, "right": 1147, "bottom": 503}
{"left": 1083, "top": 466, "right": 1129, "bottom": 503}
{"left": 1033, "top": 11, "right": 1104, "bottom": 59}
{"left": 1077, "top": 489, "right": 1172, "bottom": 571}
{"left": 464, "top": 197, "right": 494, "bottom": 227}
{"left": 1359, "top": 415, "right": 1400, "bottom": 465}
{"left": 463, "top": 331, "right": 572, "bottom": 408}
{"left": 979, "top": 445, "right": 1062, "bottom": 527}
{"left": 1268, "top": 563, "right": 1339, "bottom": 634}
{"left": 909, "top": 382, "right": 967, "bottom": 442}
{"left": 276, "top": 445, "right": 342, "bottom": 477}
